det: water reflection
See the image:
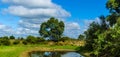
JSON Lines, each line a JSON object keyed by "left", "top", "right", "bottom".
{"left": 30, "top": 51, "right": 84, "bottom": 57}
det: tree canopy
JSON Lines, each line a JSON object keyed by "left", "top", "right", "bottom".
{"left": 80, "top": 0, "right": 120, "bottom": 56}
{"left": 39, "top": 17, "right": 65, "bottom": 41}
{"left": 106, "top": 0, "right": 120, "bottom": 13}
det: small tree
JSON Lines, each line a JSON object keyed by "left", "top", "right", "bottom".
{"left": 10, "top": 35, "right": 15, "bottom": 39}
{"left": 22, "top": 40, "right": 27, "bottom": 45}
{"left": 0, "top": 37, "right": 10, "bottom": 46}
{"left": 13, "top": 40, "right": 20, "bottom": 45}
{"left": 39, "top": 17, "right": 65, "bottom": 42}
{"left": 3, "top": 36, "right": 9, "bottom": 39}
{"left": 26, "top": 35, "right": 37, "bottom": 44}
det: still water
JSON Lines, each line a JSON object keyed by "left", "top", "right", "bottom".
{"left": 30, "top": 51, "right": 84, "bottom": 57}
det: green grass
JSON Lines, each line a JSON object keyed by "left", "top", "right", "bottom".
{"left": 0, "top": 44, "right": 79, "bottom": 57}
{"left": 0, "top": 45, "right": 27, "bottom": 57}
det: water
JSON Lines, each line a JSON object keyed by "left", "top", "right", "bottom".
{"left": 30, "top": 51, "right": 84, "bottom": 57}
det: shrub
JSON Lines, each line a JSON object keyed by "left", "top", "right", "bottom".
{"left": 10, "top": 35, "right": 15, "bottom": 39}
{"left": 26, "top": 35, "right": 37, "bottom": 44}
{"left": 36, "top": 37, "right": 45, "bottom": 43}
{"left": 13, "top": 40, "right": 20, "bottom": 45}
{"left": 59, "top": 37, "right": 70, "bottom": 42}
{"left": 22, "top": 40, "right": 27, "bottom": 45}
{"left": 0, "top": 39, "right": 2, "bottom": 45}
{"left": 3, "top": 36, "right": 9, "bottom": 40}
{"left": 20, "top": 37, "right": 24, "bottom": 40}
{"left": 1, "top": 39, "right": 10, "bottom": 46}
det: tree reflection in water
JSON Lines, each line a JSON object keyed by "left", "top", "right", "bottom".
{"left": 30, "top": 51, "right": 84, "bottom": 57}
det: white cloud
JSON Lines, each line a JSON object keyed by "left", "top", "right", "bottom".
{"left": 16, "top": 28, "right": 38, "bottom": 35}
{"left": 4, "top": 6, "right": 70, "bottom": 18}
{"left": 65, "top": 22, "right": 80, "bottom": 30}
{"left": 1, "top": 0, "right": 83, "bottom": 38}
{"left": 2, "top": 0, "right": 55, "bottom": 8}
{"left": 64, "top": 22, "right": 81, "bottom": 38}
{"left": 0, "top": 23, "right": 14, "bottom": 36}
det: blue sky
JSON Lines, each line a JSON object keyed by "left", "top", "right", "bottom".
{"left": 53, "top": 0, "right": 109, "bottom": 19}
{"left": 0, "top": 0, "right": 109, "bottom": 38}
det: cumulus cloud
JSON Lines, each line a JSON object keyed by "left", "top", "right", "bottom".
{"left": 64, "top": 22, "right": 81, "bottom": 38}
{"left": 1, "top": 0, "right": 83, "bottom": 38}
{"left": 0, "top": 23, "right": 14, "bottom": 36}
{"left": 65, "top": 22, "right": 80, "bottom": 30}
{"left": 2, "top": 0, "right": 56, "bottom": 8}
{"left": 3, "top": 6, "right": 70, "bottom": 18}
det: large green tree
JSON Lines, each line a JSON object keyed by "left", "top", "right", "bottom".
{"left": 106, "top": 13, "right": 119, "bottom": 26}
{"left": 106, "top": 0, "right": 120, "bottom": 13}
{"left": 84, "top": 0, "right": 120, "bottom": 56}
{"left": 84, "top": 15, "right": 108, "bottom": 51}
{"left": 90, "top": 22, "right": 120, "bottom": 57}
{"left": 39, "top": 17, "right": 65, "bottom": 41}
{"left": 106, "top": 0, "right": 120, "bottom": 26}
{"left": 78, "top": 34, "right": 85, "bottom": 40}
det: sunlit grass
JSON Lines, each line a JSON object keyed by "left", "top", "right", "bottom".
{"left": 0, "top": 46, "right": 27, "bottom": 57}
{"left": 0, "top": 44, "right": 79, "bottom": 57}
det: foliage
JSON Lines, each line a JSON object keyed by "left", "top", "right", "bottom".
{"left": 36, "top": 37, "right": 45, "bottom": 43}
{"left": 106, "top": 0, "right": 120, "bottom": 13}
{"left": 10, "top": 35, "right": 15, "bottom": 39}
{"left": 81, "top": 0, "right": 120, "bottom": 56}
{"left": 84, "top": 21, "right": 100, "bottom": 51}
{"left": 22, "top": 40, "right": 27, "bottom": 45}
{"left": 83, "top": 15, "right": 109, "bottom": 53}
{"left": 3, "top": 36, "right": 9, "bottom": 40}
{"left": 13, "top": 40, "right": 20, "bottom": 45}
{"left": 106, "top": 13, "right": 119, "bottom": 26}
{"left": 0, "top": 37, "right": 10, "bottom": 46}
{"left": 78, "top": 34, "right": 85, "bottom": 40}
{"left": 39, "top": 17, "right": 65, "bottom": 42}
{"left": 20, "top": 37, "right": 24, "bottom": 40}
{"left": 90, "top": 24, "right": 120, "bottom": 57}
{"left": 26, "top": 35, "right": 37, "bottom": 44}
{"left": 58, "top": 37, "right": 71, "bottom": 42}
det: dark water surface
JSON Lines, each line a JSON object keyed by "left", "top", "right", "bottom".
{"left": 30, "top": 51, "right": 84, "bottom": 57}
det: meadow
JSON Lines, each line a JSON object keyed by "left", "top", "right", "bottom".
{"left": 0, "top": 41, "right": 83, "bottom": 57}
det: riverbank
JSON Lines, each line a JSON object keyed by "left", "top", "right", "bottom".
{"left": 0, "top": 44, "right": 79, "bottom": 57}
{"left": 20, "top": 47, "right": 77, "bottom": 57}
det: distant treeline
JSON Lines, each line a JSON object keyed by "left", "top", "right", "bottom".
{"left": 0, "top": 35, "right": 79, "bottom": 46}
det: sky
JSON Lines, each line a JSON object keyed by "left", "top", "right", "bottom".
{"left": 0, "top": 0, "right": 109, "bottom": 38}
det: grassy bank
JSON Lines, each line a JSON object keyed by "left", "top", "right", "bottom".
{"left": 0, "top": 44, "right": 79, "bottom": 57}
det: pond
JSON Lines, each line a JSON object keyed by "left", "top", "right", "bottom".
{"left": 29, "top": 51, "right": 84, "bottom": 57}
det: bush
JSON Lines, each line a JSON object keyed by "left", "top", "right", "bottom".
{"left": 22, "top": 40, "right": 27, "bottom": 45}
{"left": 13, "top": 40, "right": 20, "bottom": 45}
{"left": 59, "top": 37, "right": 70, "bottom": 42}
{"left": 0, "top": 39, "right": 2, "bottom": 45}
{"left": 20, "top": 37, "right": 24, "bottom": 40}
{"left": 10, "top": 35, "right": 15, "bottom": 39}
{"left": 26, "top": 35, "right": 37, "bottom": 44}
{"left": 36, "top": 37, "right": 45, "bottom": 43}
{"left": 0, "top": 39, "right": 10, "bottom": 46}
{"left": 3, "top": 36, "right": 9, "bottom": 40}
